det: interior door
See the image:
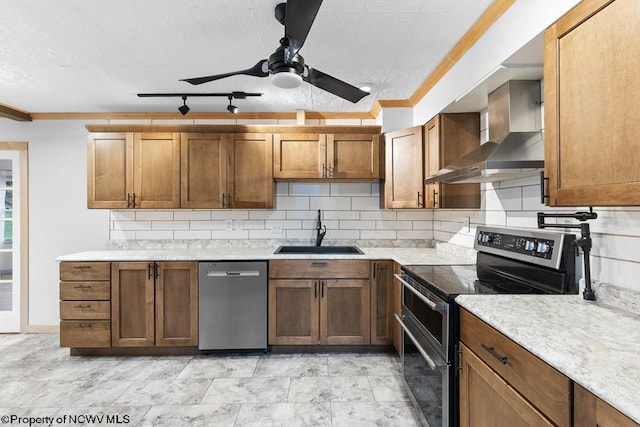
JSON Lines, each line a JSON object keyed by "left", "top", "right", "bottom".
{"left": 0, "top": 150, "right": 20, "bottom": 332}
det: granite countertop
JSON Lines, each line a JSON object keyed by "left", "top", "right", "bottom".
{"left": 456, "top": 294, "right": 640, "bottom": 423}
{"left": 56, "top": 246, "right": 475, "bottom": 266}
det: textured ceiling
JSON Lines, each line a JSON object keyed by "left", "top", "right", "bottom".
{"left": 0, "top": 0, "right": 494, "bottom": 114}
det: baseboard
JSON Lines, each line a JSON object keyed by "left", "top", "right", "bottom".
{"left": 26, "top": 324, "right": 60, "bottom": 333}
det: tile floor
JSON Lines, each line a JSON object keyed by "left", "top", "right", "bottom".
{"left": 0, "top": 334, "right": 423, "bottom": 426}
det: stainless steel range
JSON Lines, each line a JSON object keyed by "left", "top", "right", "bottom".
{"left": 395, "top": 226, "right": 578, "bottom": 426}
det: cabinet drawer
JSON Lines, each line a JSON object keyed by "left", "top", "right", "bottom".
{"left": 460, "top": 309, "right": 571, "bottom": 427}
{"left": 60, "top": 301, "right": 110, "bottom": 320}
{"left": 60, "top": 320, "right": 111, "bottom": 348}
{"left": 60, "top": 262, "right": 110, "bottom": 281}
{"left": 269, "top": 260, "right": 370, "bottom": 279}
{"left": 60, "top": 282, "right": 111, "bottom": 300}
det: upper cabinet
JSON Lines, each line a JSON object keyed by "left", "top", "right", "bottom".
{"left": 384, "top": 126, "right": 424, "bottom": 209}
{"left": 273, "top": 131, "right": 381, "bottom": 181}
{"left": 88, "top": 125, "right": 382, "bottom": 209}
{"left": 383, "top": 114, "right": 480, "bottom": 209}
{"left": 424, "top": 114, "right": 480, "bottom": 209}
{"left": 544, "top": 0, "right": 640, "bottom": 206}
{"left": 87, "top": 132, "right": 180, "bottom": 209}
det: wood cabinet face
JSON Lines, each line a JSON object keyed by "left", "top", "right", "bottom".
{"left": 228, "top": 133, "right": 274, "bottom": 208}
{"left": 268, "top": 279, "right": 318, "bottom": 345}
{"left": 180, "top": 133, "right": 226, "bottom": 209}
{"left": 459, "top": 343, "right": 554, "bottom": 427}
{"left": 155, "top": 262, "right": 198, "bottom": 347}
{"left": 133, "top": 133, "right": 181, "bottom": 208}
{"left": 87, "top": 133, "right": 132, "bottom": 208}
{"left": 544, "top": 0, "right": 640, "bottom": 206}
{"left": 384, "top": 126, "right": 424, "bottom": 208}
{"left": 321, "top": 279, "right": 370, "bottom": 345}
{"left": 273, "top": 133, "right": 326, "bottom": 179}
{"left": 111, "top": 262, "right": 155, "bottom": 347}
{"left": 392, "top": 262, "right": 402, "bottom": 356}
{"left": 328, "top": 134, "right": 380, "bottom": 179}
{"left": 371, "top": 261, "right": 394, "bottom": 345}
{"left": 574, "top": 383, "right": 639, "bottom": 427}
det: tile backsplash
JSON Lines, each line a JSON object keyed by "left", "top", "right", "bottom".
{"left": 109, "top": 182, "right": 434, "bottom": 244}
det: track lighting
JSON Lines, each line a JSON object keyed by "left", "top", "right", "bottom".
{"left": 227, "top": 96, "right": 239, "bottom": 114}
{"left": 137, "top": 92, "right": 261, "bottom": 114}
{"left": 178, "top": 96, "right": 190, "bottom": 115}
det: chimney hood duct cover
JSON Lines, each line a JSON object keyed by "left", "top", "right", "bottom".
{"left": 425, "top": 80, "right": 544, "bottom": 184}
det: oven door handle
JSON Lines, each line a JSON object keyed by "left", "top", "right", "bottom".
{"left": 394, "top": 314, "right": 445, "bottom": 370}
{"left": 394, "top": 274, "right": 447, "bottom": 312}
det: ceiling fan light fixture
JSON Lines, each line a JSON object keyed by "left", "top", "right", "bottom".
{"left": 271, "top": 71, "right": 303, "bottom": 89}
{"left": 178, "top": 96, "right": 190, "bottom": 115}
{"left": 227, "top": 95, "right": 239, "bottom": 114}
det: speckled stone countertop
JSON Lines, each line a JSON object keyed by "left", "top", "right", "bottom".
{"left": 56, "top": 246, "right": 475, "bottom": 266}
{"left": 456, "top": 294, "right": 640, "bottom": 423}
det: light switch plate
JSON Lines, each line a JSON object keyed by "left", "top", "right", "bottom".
{"left": 225, "top": 219, "right": 233, "bottom": 231}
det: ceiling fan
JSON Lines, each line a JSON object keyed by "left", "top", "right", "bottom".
{"left": 180, "top": 0, "right": 370, "bottom": 103}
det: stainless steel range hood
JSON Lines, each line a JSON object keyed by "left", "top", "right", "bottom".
{"left": 425, "top": 80, "right": 544, "bottom": 184}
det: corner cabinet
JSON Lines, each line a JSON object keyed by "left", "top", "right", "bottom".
{"left": 268, "top": 260, "right": 371, "bottom": 345}
{"left": 87, "top": 132, "right": 180, "bottom": 209}
{"left": 544, "top": 0, "right": 640, "bottom": 206}
{"left": 273, "top": 132, "right": 381, "bottom": 181}
{"left": 424, "top": 114, "right": 480, "bottom": 209}
{"left": 459, "top": 309, "right": 571, "bottom": 427}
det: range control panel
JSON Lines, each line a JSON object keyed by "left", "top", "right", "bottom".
{"left": 475, "top": 229, "right": 560, "bottom": 260}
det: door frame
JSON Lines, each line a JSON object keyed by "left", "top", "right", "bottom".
{"left": 0, "top": 142, "right": 28, "bottom": 332}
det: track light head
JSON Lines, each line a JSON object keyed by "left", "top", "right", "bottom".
{"left": 178, "top": 96, "right": 190, "bottom": 115}
{"left": 227, "top": 95, "right": 238, "bottom": 114}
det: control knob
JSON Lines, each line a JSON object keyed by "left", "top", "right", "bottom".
{"left": 525, "top": 240, "right": 536, "bottom": 251}
{"left": 537, "top": 242, "right": 550, "bottom": 253}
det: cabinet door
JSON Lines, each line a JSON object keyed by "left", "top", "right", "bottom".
{"left": 424, "top": 114, "right": 480, "bottom": 209}
{"left": 327, "top": 133, "right": 380, "bottom": 179}
{"left": 370, "top": 261, "right": 394, "bottom": 345}
{"left": 228, "top": 133, "right": 274, "bottom": 208}
{"left": 459, "top": 343, "right": 554, "bottom": 427}
{"left": 87, "top": 132, "right": 133, "bottom": 208}
{"left": 574, "top": 383, "right": 639, "bottom": 427}
{"left": 180, "top": 133, "right": 226, "bottom": 209}
{"left": 155, "top": 262, "right": 198, "bottom": 347}
{"left": 111, "top": 262, "right": 155, "bottom": 347}
{"left": 384, "top": 126, "right": 424, "bottom": 208}
{"left": 268, "top": 279, "right": 318, "bottom": 345}
{"left": 320, "top": 279, "right": 370, "bottom": 345}
{"left": 133, "top": 132, "right": 181, "bottom": 208}
{"left": 273, "top": 133, "right": 326, "bottom": 179}
{"left": 544, "top": 0, "right": 640, "bottom": 206}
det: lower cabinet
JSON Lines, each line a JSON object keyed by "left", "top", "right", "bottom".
{"left": 370, "top": 260, "right": 394, "bottom": 345}
{"left": 110, "top": 261, "right": 198, "bottom": 348}
{"left": 574, "top": 384, "right": 639, "bottom": 427}
{"left": 459, "top": 308, "right": 571, "bottom": 427}
{"left": 391, "top": 262, "right": 402, "bottom": 356}
{"left": 268, "top": 260, "right": 370, "bottom": 345}
{"left": 59, "top": 262, "right": 112, "bottom": 348}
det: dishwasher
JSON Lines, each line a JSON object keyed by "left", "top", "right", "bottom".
{"left": 198, "top": 261, "right": 268, "bottom": 351}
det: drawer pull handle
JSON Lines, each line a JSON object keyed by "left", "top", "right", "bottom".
{"left": 73, "top": 266, "right": 92, "bottom": 270}
{"left": 73, "top": 304, "right": 92, "bottom": 309}
{"left": 75, "top": 324, "right": 93, "bottom": 329}
{"left": 311, "top": 262, "right": 327, "bottom": 267}
{"left": 481, "top": 343, "right": 508, "bottom": 364}
{"left": 73, "top": 285, "right": 92, "bottom": 289}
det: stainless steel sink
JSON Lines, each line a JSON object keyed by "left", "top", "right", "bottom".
{"left": 273, "top": 245, "right": 364, "bottom": 254}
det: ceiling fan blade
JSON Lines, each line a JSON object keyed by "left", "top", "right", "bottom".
{"left": 303, "top": 66, "right": 370, "bottom": 103}
{"left": 285, "top": 0, "right": 323, "bottom": 61}
{"left": 181, "top": 60, "right": 268, "bottom": 85}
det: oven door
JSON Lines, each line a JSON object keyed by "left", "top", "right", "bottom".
{"left": 395, "top": 312, "right": 450, "bottom": 427}
{"left": 395, "top": 273, "right": 449, "bottom": 360}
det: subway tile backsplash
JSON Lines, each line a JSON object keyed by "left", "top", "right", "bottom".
{"left": 109, "top": 182, "right": 434, "bottom": 244}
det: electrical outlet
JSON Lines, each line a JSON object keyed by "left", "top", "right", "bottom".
{"left": 225, "top": 219, "right": 233, "bottom": 231}
{"left": 271, "top": 223, "right": 283, "bottom": 234}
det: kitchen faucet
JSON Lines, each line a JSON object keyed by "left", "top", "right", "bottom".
{"left": 315, "top": 209, "right": 327, "bottom": 246}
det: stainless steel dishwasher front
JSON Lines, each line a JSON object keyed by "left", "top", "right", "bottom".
{"left": 198, "top": 261, "right": 268, "bottom": 351}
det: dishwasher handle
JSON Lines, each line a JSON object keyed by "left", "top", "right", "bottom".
{"left": 206, "top": 271, "right": 261, "bottom": 277}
